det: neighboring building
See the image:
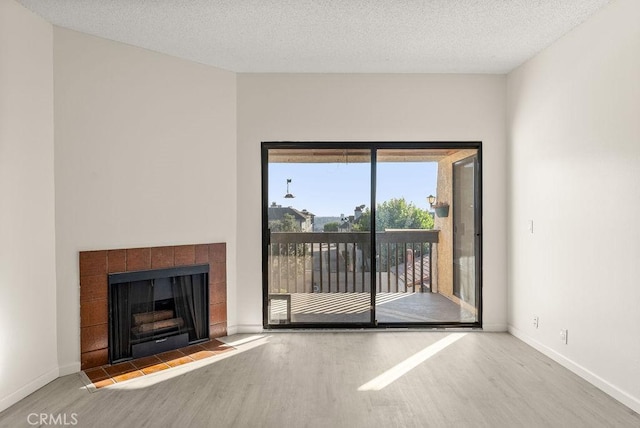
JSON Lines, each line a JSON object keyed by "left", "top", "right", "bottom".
{"left": 268, "top": 203, "right": 315, "bottom": 232}
{"left": 339, "top": 205, "right": 366, "bottom": 232}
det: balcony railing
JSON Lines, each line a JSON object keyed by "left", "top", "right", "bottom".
{"left": 268, "top": 230, "right": 439, "bottom": 294}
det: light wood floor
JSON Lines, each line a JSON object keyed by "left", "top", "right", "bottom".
{"left": 2, "top": 332, "right": 639, "bottom": 427}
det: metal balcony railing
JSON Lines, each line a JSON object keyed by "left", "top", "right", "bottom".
{"left": 268, "top": 230, "right": 439, "bottom": 294}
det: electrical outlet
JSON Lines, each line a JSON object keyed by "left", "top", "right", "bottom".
{"left": 560, "top": 329, "right": 568, "bottom": 344}
{"left": 532, "top": 316, "right": 539, "bottom": 328}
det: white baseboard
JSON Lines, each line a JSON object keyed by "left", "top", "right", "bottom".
{"left": 509, "top": 325, "right": 640, "bottom": 415}
{"left": 481, "top": 323, "right": 507, "bottom": 332}
{"left": 0, "top": 366, "right": 59, "bottom": 413}
{"left": 58, "top": 362, "right": 81, "bottom": 376}
{"left": 234, "top": 324, "right": 265, "bottom": 334}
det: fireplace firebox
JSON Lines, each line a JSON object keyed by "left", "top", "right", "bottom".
{"left": 108, "top": 264, "right": 209, "bottom": 364}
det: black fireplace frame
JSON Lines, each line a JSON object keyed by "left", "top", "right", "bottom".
{"left": 107, "top": 264, "right": 210, "bottom": 364}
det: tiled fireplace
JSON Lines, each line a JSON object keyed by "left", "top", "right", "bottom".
{"left": 80, "top": 243, "right": 227, "bottom": 370}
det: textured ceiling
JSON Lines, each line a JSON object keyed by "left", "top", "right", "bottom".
{"left": 17, "top": 0, "right": 610, "bottom": 73}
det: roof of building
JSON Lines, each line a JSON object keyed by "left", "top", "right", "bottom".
{"left": 268, "top": 205, "right": 314, "bottom": 222}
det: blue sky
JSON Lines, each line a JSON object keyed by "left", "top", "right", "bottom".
{"left": 268, "top": 162, "right": 438, "bottom": 216}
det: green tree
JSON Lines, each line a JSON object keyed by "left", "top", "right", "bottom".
{"left": 354, "top": 198, "right": 433, "bottom": 231}
{"left": 323, "top": 222, "right": 340, "bottom": 232}
{"left": 353, "top": 198, "right": 434, "bottom": 272}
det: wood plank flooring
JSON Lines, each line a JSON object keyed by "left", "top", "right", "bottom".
{"left": 1, "top": 332, "right": 638, "bottom": 427}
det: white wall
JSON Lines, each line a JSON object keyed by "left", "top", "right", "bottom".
{"left": 0, "top": 0, "right": 57, "bottom": 412}
{"left": 53, "top": 28, "right": 238, "bottom": 371}
{"left": 236, "top": 74, "right": 508, "bottom": 331}
{"left": 507, "top": 0, "right": 640, "bottom": 413}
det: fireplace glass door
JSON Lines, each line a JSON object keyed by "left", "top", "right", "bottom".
{"left": 108, "top": 265, "right": 209, "bottom": 363}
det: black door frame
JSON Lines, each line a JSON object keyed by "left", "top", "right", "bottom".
{"left": 261, "top": 141, "right": 483, "bottom": 329}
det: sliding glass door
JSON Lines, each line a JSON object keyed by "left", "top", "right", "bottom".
{"left": 453, "top": 155, "right": 479, "bottom": 311}
{"left": 374, "top": 149, "right": 441, "bottom": 323}
{"left": 262, "top": 143, "right": 481, "bottom": 328}
{"left": 263, "top": 148, "right": 373, "bottom": 325}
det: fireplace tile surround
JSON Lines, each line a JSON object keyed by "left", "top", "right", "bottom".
{"left": 79, "top": 243, "right": 227, "bottom": 370}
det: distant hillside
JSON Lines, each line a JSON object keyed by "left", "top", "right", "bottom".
{"left": 313, "top": 216, "right": 341, "bottom": 232}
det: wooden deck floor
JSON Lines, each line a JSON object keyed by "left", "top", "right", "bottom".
{"left": 270, "top": 291, "right": 475, "bottom": 324}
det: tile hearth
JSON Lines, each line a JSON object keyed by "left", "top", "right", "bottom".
{"left": 81, "top": 339, "right": 233, "bottom": 389}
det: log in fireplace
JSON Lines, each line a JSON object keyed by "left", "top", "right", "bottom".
{"left": 108, "top": 264, "right": 209, "bottom": 364}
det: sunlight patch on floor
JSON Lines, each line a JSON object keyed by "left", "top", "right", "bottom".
{"left": 357, "top": 333, "right": 467, "bottom": 391}
{"left": 218, "top": 334, "right": 270, "bottom": 347}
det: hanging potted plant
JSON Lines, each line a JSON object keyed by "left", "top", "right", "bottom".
{"left": 434, "top": 202, "right": 450, "bottom": 218}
